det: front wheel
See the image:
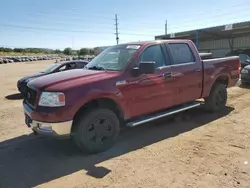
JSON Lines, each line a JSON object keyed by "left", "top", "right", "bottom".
{"left": 72, "top": 108, "right": 120, "bottom": 154}
{"left": 204, "top": 83, "right": 227, "bottom": 112}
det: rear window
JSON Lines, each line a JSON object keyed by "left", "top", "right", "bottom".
{"left": 169, "top": 43, "right": 195, "bottom": 65}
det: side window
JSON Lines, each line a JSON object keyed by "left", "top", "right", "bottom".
{"left": 77, "top": 62, "right": 87, "bottom": 68}
{"left": 58, "top": 65, "right": 67, "bottom": 71}
{"left": 69, "top": 62, "right": 76, "bottom": 69}
{"left": 66, "top": 63, "right": 76, "bottom": 70}
{"left": 169, "top": 43, "right": 195, "bottom": 65}
{"left": 138, "top": 45, "right": 166, "bottom": 68}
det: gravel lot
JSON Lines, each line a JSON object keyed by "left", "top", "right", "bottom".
{"left": 0, "top": 60, "right": 250, "bottom": 188}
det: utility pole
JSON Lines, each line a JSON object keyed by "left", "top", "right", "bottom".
{"left": 115, "top": 14, "right": 119, "bottom": 45}
{"left": 165, "top": 20, "right": 168, "bottom": 35}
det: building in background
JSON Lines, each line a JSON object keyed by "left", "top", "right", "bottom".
{"left": 155, "top": 21, "right": 250, "bottom": 58}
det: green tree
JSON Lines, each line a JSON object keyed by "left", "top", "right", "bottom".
{"left": 79, "top": 48, "right": 89, "bottom": 56}
{"left": 0, "top": 47, "right": 13, "bottom": 52}
{"left": 14, "top": 48, "right": 23, "bottom": 53}
{"left": 54, "top": 49, "right": 62, "bottom": 54}
{"left": 89, "top": 49, "right": 95, "bottom": 55}
{"left": 63, "top": 47, "right": 72, "bottom": 55}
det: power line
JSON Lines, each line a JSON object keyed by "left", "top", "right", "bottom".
{"left": 18, "top": 4, "right": 249, "bottom": 27}
{"left": 21, "top": 7, "right": 115, "bottom": 19}
{"left": 0, "top": 24, "right": 160, "bottom": 37}
{"left": 118, "top": 4, "right": 250, "bottom": 28}
{"left": 2, "top": 6, "right": 248, "bottom": 36}
{"left": 4, "top": 20, "right": 115, "bottom": 30}
{"left": 120, "top": 32, "right": 155, "bottom": 37}
{"left": 20, "top": 10, "right": 115, "bottom": 21}
{"left": 0, "top": 24, "right": 113, "bottom": 34}
{"left": 1, "top": 13, "right": 249, "bottom": 41}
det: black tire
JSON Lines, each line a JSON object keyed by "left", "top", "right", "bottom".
{"left": 72, "top": 108, "right": 120, "bottom": 154}
{"left": 204, "top": 83, "right": 227, "bottom": 112}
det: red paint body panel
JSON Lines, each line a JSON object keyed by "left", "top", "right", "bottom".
{"left": 25, "top": 40, "right": 240, "bottom": 123}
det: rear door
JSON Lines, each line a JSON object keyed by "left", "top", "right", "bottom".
{"left": 126, "top": 44, "right": 175, "bottom": 117}
{"left": 166, "top": 42, "right": 203, "bottom": 105}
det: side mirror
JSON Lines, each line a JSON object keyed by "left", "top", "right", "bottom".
{"left": 131, "top": 61, "right": 156, "bottom": 76}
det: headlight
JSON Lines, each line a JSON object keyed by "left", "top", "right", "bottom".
{"left": 38, "top": 92, "right": 65, "bottom": 107}
{"left": 241, "top": 68, "right": 248, "bottom": 74}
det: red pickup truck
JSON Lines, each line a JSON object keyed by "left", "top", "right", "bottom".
{"left": 23, "top": 40, "right": 240, "bottom": 153}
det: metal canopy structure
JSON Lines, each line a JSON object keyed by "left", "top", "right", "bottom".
{"left": 155, "top": 21, "right": 250, "bottom": 48}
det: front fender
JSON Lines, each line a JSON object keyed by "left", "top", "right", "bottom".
{"left": 68, "top": 88, "right": 130, "bottom": 120}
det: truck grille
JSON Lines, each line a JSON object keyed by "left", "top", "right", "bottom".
{"left": 24, "top": 87, "right": 37, "bottom": 106}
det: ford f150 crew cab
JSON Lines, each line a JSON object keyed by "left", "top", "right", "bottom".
{"left": 23, "top": 40, "right": 240, "bottom": 153}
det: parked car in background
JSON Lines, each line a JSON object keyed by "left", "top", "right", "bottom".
{"left": 17, "top": 60, "right": 89, "bottom": 95}
{"left": 3, "top": 58, "right": 12, "bottom": 63}
{"left": 226, "top": 49, "right": 250, "bottom": 57}
{"left": 241, "top": 64, "right": 250, "bottom": 84}
{"left": 239, "top": 54, "right": 250, "bottom": 69}
{"left": 226, "top": 50, "right": 250, "bottom": 69}
{"left": 9, "top": 59, "right": 14, "bottom": 63}
{"left": 22, "top": 40, "right": 240, "bottom": 153}
{"left": 9, "top": 57, "right": 22, "bottom": 62}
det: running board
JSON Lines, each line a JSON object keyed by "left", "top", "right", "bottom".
{"left": 126, "top": 102, "right": 201, "bottom": 127}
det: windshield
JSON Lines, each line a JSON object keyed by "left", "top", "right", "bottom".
{"left": 42, "top": 63, "right": 61, "bottom": 73}
{"left": 86, "top": 44, "right": 141, "bottom": 71}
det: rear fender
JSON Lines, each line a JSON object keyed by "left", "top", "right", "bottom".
{"left": 203, "top": 72, "right": 230, "bottom": 98}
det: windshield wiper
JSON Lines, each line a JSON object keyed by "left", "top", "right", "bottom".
{"left": 87, "top": 66, "right": 107, "bottom": 71}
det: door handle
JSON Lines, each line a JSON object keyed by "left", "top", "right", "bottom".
{"left": 195, "top": 69, "right": 201, "bottom": 72}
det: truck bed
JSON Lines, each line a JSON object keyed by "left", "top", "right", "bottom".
{"left": 202, "top": 56, "right": 240, "bottom": 97}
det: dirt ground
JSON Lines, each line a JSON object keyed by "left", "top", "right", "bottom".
{"left": 0, "top": 60, "right": 250, "bottom": 188}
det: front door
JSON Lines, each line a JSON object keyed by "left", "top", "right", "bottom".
{"left": 125, "top": 44, "right": 175, "bottom": 117}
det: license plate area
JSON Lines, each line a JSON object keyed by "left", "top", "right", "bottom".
{"left": 25, "top": 113, "right": 32, "bottom": 127}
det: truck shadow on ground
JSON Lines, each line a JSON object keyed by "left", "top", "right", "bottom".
{"left": 5, "top": 93, "right": 23, "bottom": 100}
{"left": 239, "top": 83, "right": 250, "bottom": 89}
{"left": 0, "top": 106, "right": 234, "bottom": 188}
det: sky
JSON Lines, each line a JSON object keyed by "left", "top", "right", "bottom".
{"left": 0, "top": 0, "right": 250, "bottom": 49}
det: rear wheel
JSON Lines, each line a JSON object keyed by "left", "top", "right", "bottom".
{"left": 72, "top": 108, "right": 120, "bottom": 154}
{"left": 204, "top": 83, "right": 227, "bottom": 112}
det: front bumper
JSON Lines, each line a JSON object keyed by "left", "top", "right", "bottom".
{"left": 24, "top": 103, "right": 73, "bottom": 138}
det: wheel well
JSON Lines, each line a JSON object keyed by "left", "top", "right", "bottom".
{"left": 214, "top": 75, "right": 229, "bottom": 87}
{"left": 73, "top": 98, "right": 124, "bottom": 124}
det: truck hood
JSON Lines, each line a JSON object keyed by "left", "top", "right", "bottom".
{"left": 28, "top": 69, "right": 119, "bottom": 91}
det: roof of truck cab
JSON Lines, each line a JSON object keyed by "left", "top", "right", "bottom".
{"left": 121, "top": 39, "right": 193, "bottom": 46}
